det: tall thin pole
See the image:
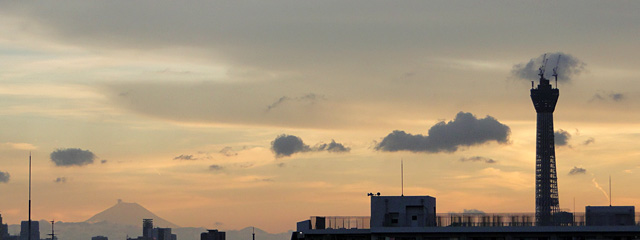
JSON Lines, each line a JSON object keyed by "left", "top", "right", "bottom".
{"left": 401, "top": 159, "right": 404, "bottom": 196}
{"left": 609, "top": 175, "right": 612, "bottom": 206}
{"left": 28, "top": 153, "right": 31, "bottom": 240}
{"left": 49, "top": 220, "right": 55, "bottom": 240}
{"left": 252, "top": 227, "right": 255, "bottom": 240}
{"left": 573, "top": 197, "right": 576, "bottom": 226}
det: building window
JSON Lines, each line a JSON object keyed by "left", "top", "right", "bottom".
{"left": 412, "top": 216, "right": 417, "bottom": 221}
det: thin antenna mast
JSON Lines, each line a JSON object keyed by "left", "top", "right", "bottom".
{"left": 538, "top": 54, "right": 548, "bottom": 79}
{"left": 401, "top": 159, "right": 404, "bottom": 196}
{"left": 28, "top": 153, "right": 31, "bottom": 240}
{"left": 252, "top": 227, "right": 255, "bottom": 240}
{"left": 48, "top": 220, "right": 55, "bottom": 240}
{"left": 552, "top": 55, "right": 561, "bottom": 89}
{"left": 609, "top": 175, "right": 612, "bottom": 206}
{"left": 573, "top": 197, "right": 576, "bottom": 226}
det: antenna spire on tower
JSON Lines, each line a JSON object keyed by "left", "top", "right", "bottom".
{"left": 553, "top": 55, "right": 561, "bottom": 89}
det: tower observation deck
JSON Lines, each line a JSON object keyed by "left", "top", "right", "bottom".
{"left": 530, "top": 59, "right": 560, "bottom": 226}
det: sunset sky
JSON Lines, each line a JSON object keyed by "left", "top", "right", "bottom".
{"left": 1, "top": 1, "right": 640, "bottom": 233}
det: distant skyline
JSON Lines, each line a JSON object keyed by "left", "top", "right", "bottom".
{"left": 1, "top": 1, "right": 640, "bottom": 233}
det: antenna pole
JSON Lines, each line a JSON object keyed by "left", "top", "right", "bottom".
{"left": 49, "top": 220, "right": 55, "bottom": 240}
{"left": 252, "top": 227, "right": 255, "bottom": 240}
{"left": 401, "top": 159, "right": 404, "bottom": 196}
{"left": 573, "top": 197, "right": 576, "bottom": 226}
{"left": 609, "top": 175, "right": 612, "bottom": 206}
{"left": 28, "top": 153, "right": 31, "bottom": 240}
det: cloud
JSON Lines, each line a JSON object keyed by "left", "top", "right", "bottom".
{"left": 266, "top": 94, "right": 326, "bottom": 112}
{"left": 0, "top": 171, "right": 10, "bottom": 183}
{"left": 54, "top": 177, "right": 67, "bottom": 183}
{"left": 101, "top": 159, "right": 108, "bottom": 164}
{"left": 219, "top": 147, "right": 238, "bottom": 157}
{"left": 209, "top": 165, "right": 224, "bottom": 171}
{"left": 173, "top": 154, "right": 197, "bottom": 161}
{"left": 590, "top": 92, "right": 625, "bottom": 102}
{"left": 316, "top": 140, "right": 351, "bottom": 153}
{"left": 459, "top": 156, "right": 496, "bottom": 164}
{"left": 554, "top": 129, "right": 571, "bottom": 147}
{"left": 271, "top": 134, "right": 311, "bottom": 157}
{"left": 271, "top": 134, "right": 351, "bottom": 157}
{"left": 50, "top": 148, "right": 96, "bottom": 167}
{"left": 569, "top": 166, "right": 587, "bottom": 175}
{"left": 583, "top": 137, "right": 595, "bottom": 146}
{"left": 511, "top": 52, "right": 586, "bottom": 82}
{"left": 1, "top": 142, "right": 37, "bottom": 150}
{"left": 376, "top": 112, "right": 510, "bottom": 153}
{"left": 610, "top": 93, "right": 624, "bottom": 101}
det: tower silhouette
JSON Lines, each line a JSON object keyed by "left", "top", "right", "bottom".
{"left": 530, "top": 56, "right": 560, "bottom": 226}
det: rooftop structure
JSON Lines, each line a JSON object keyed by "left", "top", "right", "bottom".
{"left": 294, "top": 196, "right": 640, "bottom": 240}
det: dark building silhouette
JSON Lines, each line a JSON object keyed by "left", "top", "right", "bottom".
{"left": 1, "top": 214, "right": 9, "bottom": 240}
{"left": 19, "top": 221, "right": 39, "bottom": 240}
{"left": 154, "top": 228, "right": 176, "bottom": 240}
{"left": 91, "top": 236, "right": 108, "bottom": 240}
{"left": 201, "top": 229, "right": 225, "bottom": 240}
{"left": 127, "top": 219, "right": 177, "bottom": 240}
{"left": 143, "top": 219, "right": 153, "bottom": 240}
{"left": 586, "top": 206, "right": 635, "bottom": 226}
{"left": 530, "top": 60, "right": 560, "bottom": 226}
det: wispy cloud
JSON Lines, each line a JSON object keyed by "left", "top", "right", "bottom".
{"left": 460, "top": 156, "right": 496, "bottom": 164}
{"left": 1, "top": 142, "right": 37, "bottom": 150}
{"left": 568, "top": 166, "right": 586, "bottom": 175}
{"left": 265, "top": 93, "right": 326, "bottom": 112}
{"left": 54, "top": 177, "right": 67, "bottom": 183}
{"left": 173, "top": 154, "right": 197, "bottom": 161}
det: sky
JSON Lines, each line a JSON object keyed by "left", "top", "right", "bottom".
{"left": 1, "top": 0, "right": 640, "bottom": 233}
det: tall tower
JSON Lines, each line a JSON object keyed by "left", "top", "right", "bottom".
{"left": 530, "top": 57, "right": 560, "bottom": 226}
{"left": 143, "top": 219, "right": 153, "bottom": 239}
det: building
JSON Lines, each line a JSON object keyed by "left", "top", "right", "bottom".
{"left": 201, "top": 229, "right": 225, "bottom": 240}
{"left": 154, "top": 228, "right": 177, "bottom": 240}
{"left": 127, "top": 219, "right": 176, "bottom": 240}
{"left": 19, "top": 221, "right": 39, "bottom": 240}
{"left": 91, "top": 236, "right": 108, "bottom": 240}
{"left": 586, "top": 206, "right": 635, "bottom": 226}
{"left": 293, "top": 195, "right": 640, "bottom": 240}
{"left": 143, "top": 219, "right": 153, "bottom": 240}
{"left": 370, "top": 196, "right": 436, "bottom": 228}
{"left": 1, "top": 214, "right": 9, "bottom": 240}
{"left": 530, "top": 58, "right": 561, "bottom": 226}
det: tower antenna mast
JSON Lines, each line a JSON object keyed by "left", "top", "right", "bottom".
{"left": 538, "top": 54, "right": 548, "bottom": 80}
{"left": 28, "top": 152, "right": 32, "bottom": 240}
{"left": 48, "top": 220, "right": 55, "bottom": 240}
{"left": 552, "top": 55, "right": 561, "bottom": 89}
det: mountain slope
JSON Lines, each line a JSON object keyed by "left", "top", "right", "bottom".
{"left": 85, "top": 200, "right": 179, "bottom": 228}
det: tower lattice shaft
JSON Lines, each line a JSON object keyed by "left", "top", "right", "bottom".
{"left": 531, "top": 76, "right": 560, "bottom": 226}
